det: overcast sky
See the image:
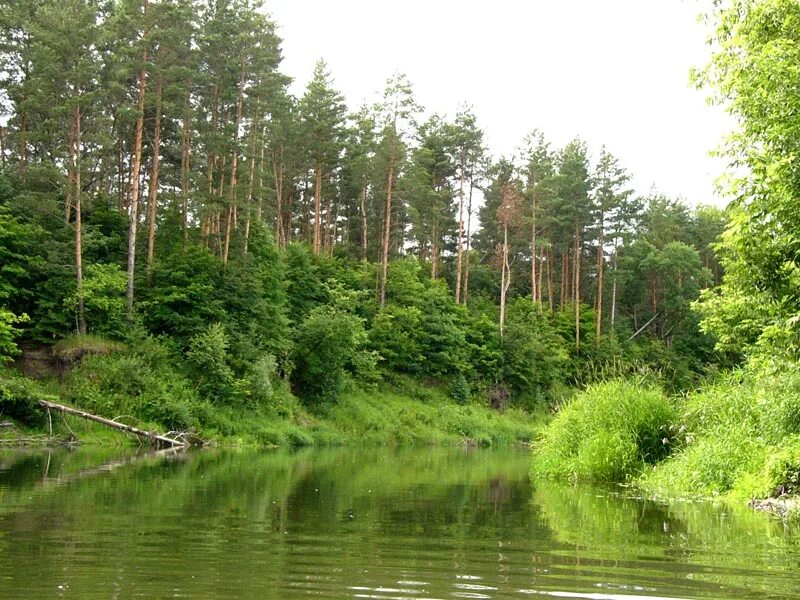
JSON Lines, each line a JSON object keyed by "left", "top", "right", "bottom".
{"left": 267, "top": 0, "right": 730, "bottom": 206}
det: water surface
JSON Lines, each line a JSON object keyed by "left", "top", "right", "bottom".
{"left": 0, "top": 447, "right": 798, "bottom": 599}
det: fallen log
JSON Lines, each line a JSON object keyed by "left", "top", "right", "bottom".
{"left": 37, "top": 399, "right": 188, "bottom": 448}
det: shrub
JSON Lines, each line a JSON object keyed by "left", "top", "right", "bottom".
{"left": 0, "top": 372, "right": 47, "bottom": 426}
{"left": 291, "top": 306, "right": 369, "bottom": 405}
{"left": 531, "top": 379, "right": 677, "bottom": 481}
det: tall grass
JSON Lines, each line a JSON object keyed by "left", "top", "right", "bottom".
{"left": 640, "top": 366, "right": 800, "bottom": 500}
{"left": 531, "top": 379, "right": 677, "bottom": 482}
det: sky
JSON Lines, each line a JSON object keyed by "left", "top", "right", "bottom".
{"left": 266, "top": 0, "right": 731, "bottom": 206}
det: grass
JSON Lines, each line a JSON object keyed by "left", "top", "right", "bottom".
{"left": 639, "top": 366, "right": 800, "bottom": 503}
{"left": 51, "top": 334, "right": 127, "bottom": 363}
{"left": 530, "top": 379, "right": 678, "bottom": 482}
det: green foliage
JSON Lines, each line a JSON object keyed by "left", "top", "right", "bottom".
{"left": 64, "top": 337, "right": 200, "bottom": 431}
{"left": 0, "top": 308, "right": 28, "bottom": 362}
{"left": 185, "top": 323, "right": 241, "bottom": 406}
{"left": 501, "top": 299, "right": 569, "bottom": 405}
{"left": 0, "top": 369, "right": 49, "bottom": 427}
{"left": 66, "top": 263, "right": 126, "bottom": 338}
{"left": 531, "top": 380, "right": 677, "bottom": 481}
{"left": 291, "top": 306, "right": 370, "bottom": 405}
{"left": 764, "top": 436, "right": 800, "bottom": 496}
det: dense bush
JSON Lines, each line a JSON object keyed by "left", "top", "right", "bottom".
{"left": 640, "top": 365, "right": 800, "bottom": 499}
{"left": 531, "top": 379, "right": 677, "bottom": 481}
{"left": 0, "top": 370, "right": 48, "bottom": 427}
{"left": 291, "top": 306, "right": 370, "bottom": 404}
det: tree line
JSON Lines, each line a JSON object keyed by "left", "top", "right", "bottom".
{"left": 0, "top": 0, "right": 730, "bottom": 411}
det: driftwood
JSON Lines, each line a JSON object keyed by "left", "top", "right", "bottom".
{"left": 38, "top": 399, "right": 188, "bottom": 448}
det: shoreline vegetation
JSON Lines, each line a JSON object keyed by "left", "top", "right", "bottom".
{"left": 2, "top": 0, "right": 800, "bottom": 524}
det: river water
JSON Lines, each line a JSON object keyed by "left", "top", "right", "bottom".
{"left": 1, "top": 447, "right": 799, "bottom": 599}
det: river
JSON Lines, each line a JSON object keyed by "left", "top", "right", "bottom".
{"left": 0, "top": 447, "right": 798, "bottom": 599}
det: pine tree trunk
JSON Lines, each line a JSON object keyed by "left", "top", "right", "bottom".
{"left": 546, "top": 246, "right": 554, "bottom": 311}
{"left": 18, "top": 109, "right": 28, "bottom": 173}
{"left": 146, "top": 72, "right": 163, "bottom": 274}
{"left": 611, "top": 244, "right": 618, "bottom": 329}
{"left": 74, "top": 102, "right": 86, "bottom": 335}
{"left": 379, "top": 161, "right": 394, "bottom": 308}
{"left": 530, "top": 172, "right": 537, "bottom": 304}
{"left": 359, "top": 184, "right": 368, "bottom": 261}
{"left": 454, "top": 163, "right": 465, "bottom": 303}
{"left": 223, "top": 71, "right": 245, "bottom": 267}
{"left": 256, "top": 131, "right": 265, "bottom": 223}
{"left": 595, "top": 213, "right": 604, "bottom": 346}
{"left": 272, "top": 147, "right": 284, "bottom": 247}
{"left": 500, "top": 223, "right": 510, "bottom": 338}
{"left": 313, "top": 165, "right": 322, "bottom": 255}
{"left": 324, "top": 183, "right": 333, "bottom": 256}
{"left": 181, "top": 99, "right": 191, "bottom": 245}
{"left": 463, "top": 181, "right": 474, "bottom": 306}
{"left": 126, "top": 19, "right": 148, "bottom": 323}
{"left": 243, "top": 125, "right": 257, "bottom": 257}
{"left": 0, "top": 125, "right": 6, "bottom": 167}
{"left": 560, "top": 244, "right": 568, "bottom": 310}
{"left": 574, "top": 224, "right": 581, "bottom": 352}
{"left": 431, "top": 223, "right": 439, "bottom": 280}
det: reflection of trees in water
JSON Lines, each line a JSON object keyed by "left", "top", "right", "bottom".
{"left": 533, "top": 483, "right": 800, "bottom": 598}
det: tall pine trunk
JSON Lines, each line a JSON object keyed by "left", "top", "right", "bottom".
{"left": 146, "top": 71, "right": 163, "bottom": 274}
{"left": 574, "top": 224, "right": 581, "bottom": 352}
{"left": 73, "top": 102, "right": 86, "bottom": 335}
{"left": 181, "top": 96, "right": 191, "bottom": 245}
{"left": 359, "top": 184, "right": 368, "bottom": 260}
{"left": 530, "top": 172, "right": 537, "bottom": 304}
{"left": 595, "top": 212, "right": 605, "bottom": 346}
{"left": 499, "top": 222, "right": 510, "bottom": 337}
{"left": 462, "top": 181, "right": 474, "bottom": 305}
{"left": 313, "top": 166, "right": 322, "bottom": 255}
{"left": 379, "top": 159, "right": 395, "bottom": 307}
{"left": 454, "top": 162, "right": 465, "bottom": 303}
{"left": 223, "top": 71, "right": 245, "bottom": 267}
{"left": 126, "top": 14, "right": 148, "bottom": 322}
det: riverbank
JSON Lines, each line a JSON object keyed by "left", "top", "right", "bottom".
{"left": 530, "top": 368, "right": 800, "bottom": 521}
{"left": 0, "top": 366, "right": 543, "bottom": 449}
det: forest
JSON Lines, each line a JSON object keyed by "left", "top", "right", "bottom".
{"left": 0, "top": 0, "right": 798, "bottom": 505}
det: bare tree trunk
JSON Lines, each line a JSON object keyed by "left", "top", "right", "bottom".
{"left": 324, "top": 184, "right": 333, "bottom": 256}
{"left": 64, "top": 120, "right": 75, "bottom": 226}
{"left": 574, "top": 224, "right": 581, "bottom": 352}
{"left": 595, "top": 213, "right": 604, "bottom": 346}
{"left": 359, "top": 184, "right": 368, "bottom": 260}
{"left": 463, "top": 181, "right": 474, "bottom": 305}
{"left": 272, "top": 147, "right": 284, "bottom": 247}
{"left": 223, "top": 71, "right": 245, "bottom": 267}
{"left": 181, "top": 98, "right": 191, "bottom": 245}
{"left": 18, "top": 109, "right": 28, "bottom": 173}
{"left": 530, "top": 172, "right": 537, "bottom": 304}
{"left": 546, "top": 246, "right": 554, "bottom": 311}
{"left": 500, "top": 223, "right": 510, "bottom": 337}
{"left": 256, "top": 131, "right": 265, "bottom": 222}
{"left": 313, "top": 165, "right": 322, "bottom": 255}
{"left": 73, "top": 103, "right": 86, "bottom": 335}
{"left": 611, "top": 244, "right": 618, "bottom": 329}
{"left": 146, "top": 72, "right": 163, "bottom": 274}
{"left": 243, "top": 126, "right": 257, "bottom": 257}
{"left": 379, "top": 162, "right": 395, "bottom": 307}
{"left": 454, "top": 163, "right": 465, "bottom": 303}
{"left": 560, "top": 244, "right": 568, "bottom": 310}
{"left": 126, "top": 16, "right": 148, "bottom": 323}
{"left": 431, "top": 223, "right": 439, "bottom": 280}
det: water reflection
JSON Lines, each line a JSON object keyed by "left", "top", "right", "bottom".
{"left": 0, "top": 447, "right": 798, "bottom": 599}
